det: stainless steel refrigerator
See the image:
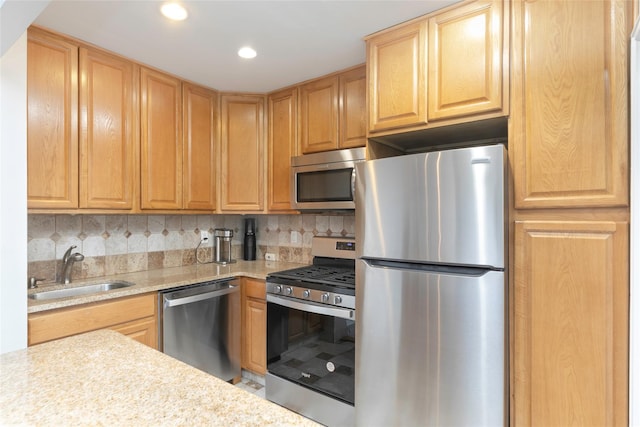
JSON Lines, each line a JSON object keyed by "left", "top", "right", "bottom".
{"left": 355, "top": 144, "right": 507, "bottom": 426}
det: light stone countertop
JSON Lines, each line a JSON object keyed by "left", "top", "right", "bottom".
{"left": 28, "top": 260, "right": 306, "bottom": 313}
{"left": 0, "top": 329, "right": 320, "bottom": 426}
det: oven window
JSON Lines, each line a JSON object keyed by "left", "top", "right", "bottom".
{"left": 267, "top": 303, "right": 355, "bottom": 405}
{"left": 296, "top": 168, "right": 353, "bottom": 202}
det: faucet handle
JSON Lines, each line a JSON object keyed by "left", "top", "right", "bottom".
{"left": 62, "top": 245, "right": 77, "bottom": 263}
{"left": 28, "top": 277, "right": 44, "bottom": 289}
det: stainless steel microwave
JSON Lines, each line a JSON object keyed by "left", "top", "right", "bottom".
{"left": 291, "top": 147, "right": 366, "bottom": 210}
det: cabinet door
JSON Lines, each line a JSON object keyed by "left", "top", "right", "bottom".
{"left": 183, "top": 83, "right": 217, "bottom": 211}
{"left": 27, "top": 28, "right": 79, "bottom": 209}
{"left": 79, "top": 47, "right": 137, "bottom": 209}
{"left": 339, "top": 66, "right": 367, "bottom": 149}
{"left": 110, "top": 316, "right": 158, "bottom": 349}
{"left": 28, "top": 293, "right": 157, "bottom": 346}
{"left": 268, "top": 88, "right": 297, "bottom": 211}
{"left": 427, "top": 0, "right": 506, "bottom": 120}
{"left": 514, "top": 221, "right": 628, "bottom": 427}
{"left": 367, "top": 20, "right": 427, "bottom": 132}
{"left": 241, "top": 278, "right": 267, "bottom": 375}
{"left": 299, "top": 76, "right": 339, "bottom": 153}
{"left": 140, "top": 67, "right": 182, "bottom": 209}
{"left": 510, "top": 0, "right": 631, "bottom": 209}
{"left": 220, "top": 95, "right": 265, "bottom": 211}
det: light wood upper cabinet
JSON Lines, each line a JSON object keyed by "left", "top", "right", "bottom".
{"left": 339, "top": 66, "right": 367, "bottom": 149}
{"left": 367, "top": 0, "right": 508, "bottom": 135}
{"left": 140, "top": 67, "right": 183, "bottom": 210}
{"left": 299, "top": 76, "right": 340, "bottom": 153}
{"left": 513, "top": 220, "right": 628, "bottom": 427}
{"left": 510, "top": 0, "right": 630, "bottom": 209}
{"left": 220, "top": 94, "right": 265, "bottom": 211}
{"left": 27, "top": 28, "right": 79, "bottom": 209}
{"left": 268, "top": 88, "right": 297, "bottom": 211}
{"left": 182, "top": 83, "right": 217, "bottom": 211}
{"left": 79, "top": 47, "right": 138, "bottom": 209}
{"left": 427, "top": 0, "right": 507, "bottom": 120}
{"left": 367, "top": 21, "right": 427, "bottom": 132}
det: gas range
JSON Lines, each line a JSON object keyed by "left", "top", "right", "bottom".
{"left": 266, "top": 237, "right": 356, "bottom": 309}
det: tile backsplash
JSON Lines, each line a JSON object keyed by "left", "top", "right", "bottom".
{"left": 28, "top": 213, "right": 354, "bottom": 284}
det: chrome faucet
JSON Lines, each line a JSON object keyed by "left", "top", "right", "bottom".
{"left": 59, "top": 245, "right": 85, "bottom": 284}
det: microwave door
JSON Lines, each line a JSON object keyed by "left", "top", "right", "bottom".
{"left": 292, "top": 163, "right": 356, "bottom": 210}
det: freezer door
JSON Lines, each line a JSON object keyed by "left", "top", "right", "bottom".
{"left": 355, "top": 144, "right": 505, "bottom": 268}
{"left": 355, "top": 259, "right": 506, "bottom": 427}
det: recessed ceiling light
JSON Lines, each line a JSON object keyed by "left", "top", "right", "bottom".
{"left": 161, "top": 3, "right": 188, "bottom": 21}
{"left": 238, "top": 47, "right": 257, "bottom": 59}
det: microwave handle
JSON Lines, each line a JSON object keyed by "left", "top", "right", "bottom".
{"left": 351, "top": 168, "right": 356, "bottom": 198}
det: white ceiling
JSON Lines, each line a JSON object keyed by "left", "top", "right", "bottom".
{"left": 33, "top": 0, "right": 459, "bottom": 93}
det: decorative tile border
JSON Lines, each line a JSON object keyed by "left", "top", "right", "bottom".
{"left": 28, "top": 213, "right": 354, "bottom": 284}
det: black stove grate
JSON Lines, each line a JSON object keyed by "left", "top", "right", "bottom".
{"left": 268, "top": 263, "right": 355, "bottom": 289}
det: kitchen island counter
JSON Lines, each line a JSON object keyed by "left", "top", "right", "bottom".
{"left": 0, "top": 329, "right": 319, "bottom": 426}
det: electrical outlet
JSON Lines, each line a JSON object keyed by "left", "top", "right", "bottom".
{"left": 291, "top": 231, "right": 298, "bottom": 244}
{"left": 265, "top": 253, "right": 276, "bottom": 261}
{"left": 200, "top": 230, "right": 209, "bottom": 241}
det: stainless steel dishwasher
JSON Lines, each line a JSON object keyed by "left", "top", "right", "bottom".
{"left": 159, "top": 278, "right": 240, "bottom": 382}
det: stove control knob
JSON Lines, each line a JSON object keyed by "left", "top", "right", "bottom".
{"left": 321, "top": 293, "right": 329, "bottom": 303}
{"left": 334, "top": 296, "right": 343, "bottom": 305}
{"left": 274, "top": 285, "right": 282, "bottom": 294}
{"left": 285, "top": 287, "right": 293, "bottom": 296}
{"left": 303, "top": 289, "right": 311, "bottom": 298}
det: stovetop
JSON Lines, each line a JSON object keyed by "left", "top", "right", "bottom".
{"left": 269, "top": 264, "right": 355, "bottom": 288}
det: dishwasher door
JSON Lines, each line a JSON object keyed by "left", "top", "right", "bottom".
{"left": 159, "top": 278, "right": 240, "bottom": 382}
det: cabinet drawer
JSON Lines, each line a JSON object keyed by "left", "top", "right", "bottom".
{"left": 28, "top": 293, "right": 157, "bottom": 345}
{"left": 244, "top": 278, "right": 266, "bottom": 300}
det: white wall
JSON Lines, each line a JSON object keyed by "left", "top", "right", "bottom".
{"left": 0, "top": 32, "right": 28, "bottom": 353}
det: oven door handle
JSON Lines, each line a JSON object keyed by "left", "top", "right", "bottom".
{"left": 267, "top": 294, "right": 354, "bottom": 320}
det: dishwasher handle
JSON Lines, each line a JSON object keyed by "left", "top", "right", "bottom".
{"left": 163, "top": 283, "right": 239, "bottom": 308}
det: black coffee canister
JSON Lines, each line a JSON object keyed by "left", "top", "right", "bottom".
{"left": 243, "top": 218, "right": 256, "bottom": 261}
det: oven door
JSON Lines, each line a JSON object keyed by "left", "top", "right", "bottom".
{"left": 266, "top": 294, "right": 355, "bottom": 425}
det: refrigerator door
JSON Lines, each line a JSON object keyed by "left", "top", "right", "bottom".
{"left": 355, "top": 259, "right": 506, "bottom": 427}
{"left": 355, "top": 144, "right": 505, "bottom": 268}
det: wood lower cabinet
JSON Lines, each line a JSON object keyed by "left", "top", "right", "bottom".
{"left": 268, "top": 88, "right": 297, "bottom": 211}
{"left": 182, "top": 83, "right": 217, "bottom": 211}
{"left": 27, "top": 28, "right": 79, "bottom": 209}
{"left": 79, "top": 47, "right": 138, "bottom": 209}
{"left": 513, "top": 221, "right": 628, "bottom": 426}
{"left": 140, "top": 67, "right": 182, "bottom": 210}
{"left": 28, "top": 293, "right": 158, "bottom": 349}
{"left": 510, "top": 0, "right": 630, "bottom": 209}
{"left": 241, "top": 277, "right": 266, "bottom": 375}
{"left": 220, "top": 94, "right": 265, "bottom": 211}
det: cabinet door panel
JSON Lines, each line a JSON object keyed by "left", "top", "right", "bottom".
{"left": 514, "top": 221, "right": 628, "bottom": 427}
{"left": 339, "top": 66, "right": 366, "bottom": 149}
{"left": 427, "top": 0, "right": 505, "bottom": 120}
{"left": 80, "top": 48, "right": 136, "bottom": 209}
{"left": 27, "top": 29, "right": 78, "bottom": 208}
{"left": 299, "top": 76, "right": 339, "bottom": 153}
{"left": 511, "top": 0, "right": 630, "bottom": 208}
{"left": 268, "top": 88, "right": 297, "bottom": 211}
{"left": 183, "top": 83, "right": 217, "bottom": 211}
{"left": 367, "top": 21, "right": 427, "bottom": 132}
{"left": 140, "top": 67, "right": 182, "bottom": 209}
{"left": 220, "top": 95, "right": 264, "bottom": 211}
{"left": 110, "top": 316, "right": 158, "bottom": 349}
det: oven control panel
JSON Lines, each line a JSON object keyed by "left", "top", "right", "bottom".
{"left": 266, "top": 282, "right": 355, "bottom": 310}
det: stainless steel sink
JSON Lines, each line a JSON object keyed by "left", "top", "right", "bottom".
{"left": 28, "top": 281, "right": 135, "bottom": 300}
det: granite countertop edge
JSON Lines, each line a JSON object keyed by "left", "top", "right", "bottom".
{"left": 28, "top": 260, "right": 306, "bottom": 313}
{"left": 0, "top": 329, "right": 320, "bottom": 426}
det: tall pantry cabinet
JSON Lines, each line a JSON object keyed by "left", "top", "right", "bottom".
{"left": 510, "top": 1, "right": 633, "bottom": 425}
